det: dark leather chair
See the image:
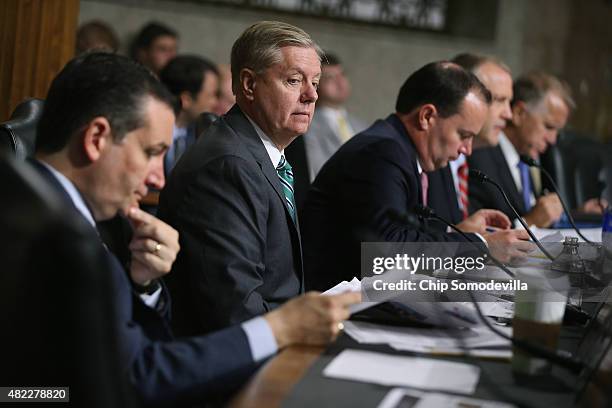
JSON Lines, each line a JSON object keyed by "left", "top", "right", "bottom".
{"left": 0, "top": 98, "right": 44, "bottom": 159}
{"left": 0, "top": 154, "right": 135, "bottom": 407}
{"left": 541, "top": 130, "right": 607, "bottom": 208}
{"left": 194, "top": 111, "right": 219, "bottom": 139}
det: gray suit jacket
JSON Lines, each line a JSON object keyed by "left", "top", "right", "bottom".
{"left": 303, "top": 108, "right": 366, "bottom": 181}
{"left": 158, "top": 105, "right": 304, "bottom": 336}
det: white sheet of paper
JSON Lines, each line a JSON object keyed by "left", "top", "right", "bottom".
{"left": 323, "top": 349, "right": 481, "bottom": 394}
{"left": 532, "top": 227, "right": 601, "bottom": 243}
{"left": 378, "top": 388, "right": 516, "bottom": 408}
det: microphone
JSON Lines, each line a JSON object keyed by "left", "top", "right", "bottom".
{"left": 469, "top": 169, "right": 554, "bottom": 260}
{"left": 519, "top": 154, "right": 593, "bottom": 244}
{"left": 411, "top": 204, "right": 584, "bottom": 373}
{"left": 412, "top": 204, "right": 514, "bottom": 277}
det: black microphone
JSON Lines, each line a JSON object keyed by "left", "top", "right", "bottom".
{"left": 412, "top": 204, "right": 584, "bottom": 373}
{"left": 469, "top": 169, "right": 554, "bottom": 260}
{"left": 412, "top": 204, "right": 514, "bottom": 277}
{"left": 386, "top": 208, "right": 422, "bottom": 229}
{"left": 519, "top": 154, "right": 593, "bottom": 244}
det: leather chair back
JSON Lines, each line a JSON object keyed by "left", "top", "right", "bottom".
{"left": 0, "top": 98, "right": 44, "bottom": 159}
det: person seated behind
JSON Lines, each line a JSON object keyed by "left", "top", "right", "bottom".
{"left": 427, "top": 53, "right": 514, "bottom": 227}
{"left": 31, "top": 51, "right": 359, "bottom": 406}
{"left": 160, "top": 55, "right": 219, "bottom": 174}
{"left": 76, "top": 20, "right": 119, "bottom": 54}
{"left": 130, "top": 22, "right": 178, "bottom": 75}
{"left": 300, "top": 61, "right": 530, "bottom": 291}
{"left": 468, "top": 72, "right": 573, "bottom": 227}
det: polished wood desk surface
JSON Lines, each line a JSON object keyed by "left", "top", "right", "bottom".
{"left": 229, "top": 345, "right": 324, "bottom": 408}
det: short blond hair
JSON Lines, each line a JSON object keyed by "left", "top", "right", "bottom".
{"left": 230, "top": 21, "right": 323, "bottom": 93}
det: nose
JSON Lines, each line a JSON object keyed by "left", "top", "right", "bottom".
{"left": 146, "top": 157, "right": 165, "bottom": 190}
{"left": 300, "top": 81, "right": 318, "bottom": 104}
{"left": 501, "top": 101, "right": 512, "bottom": 121}
{"left": 460, "top": 139, "right": 472, "bottom": 156}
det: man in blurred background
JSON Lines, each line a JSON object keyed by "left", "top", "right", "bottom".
{"left": 468, "top": 72, "right": 571, "bottom": 227}
{"left": 130, "top": 21, "right": 178, "bottom": 75}
{"left": 160, "top": 55, "right": 219, "bottom": 174}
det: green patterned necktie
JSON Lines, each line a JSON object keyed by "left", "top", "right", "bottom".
{"left": 276, "top": 155, "right": 296, "bottom": 222}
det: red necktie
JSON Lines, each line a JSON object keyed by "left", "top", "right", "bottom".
{"left": 457, "top": 162, "right": 469, "bottom": 219}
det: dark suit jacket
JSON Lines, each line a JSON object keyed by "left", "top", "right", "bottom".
{"left": 31, "top": 161, "right": 258, "bottom": 407}
{"left": 158, "top": 105, "right": 303, "bottom": 336}
{"left": 468, "top": 145, "right": 537, "bottom": 222}
{"left": 300, "top": 114, "right": 479, "bottom": 291}
{"left": 427, "top": 165, "right": 463, "bottom": 231}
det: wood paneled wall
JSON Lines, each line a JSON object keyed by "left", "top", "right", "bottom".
{"left": 0, "top": 0, "right": 79, "bottom": 121}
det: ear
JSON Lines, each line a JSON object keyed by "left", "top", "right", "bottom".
{"left": 82, "top": 117, "right": 112, "bottom": 163}
{"left": 511, "top": 101, "right": 526, "bottom": 126}
{"left": 239, "top": 68, "right": 257, "bottom": 101}
{"left": 417, "top": 104, "right": 437, "bottom": 131}
{"left": 179, "top": 91, "right": 193, "bottom": 111}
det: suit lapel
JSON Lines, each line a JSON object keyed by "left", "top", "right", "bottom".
{"left": 224, "top": 106, "right": 301, "bottom": 231}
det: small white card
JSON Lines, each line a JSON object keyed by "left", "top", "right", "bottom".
{"left": 323, "top": 349, "right": 481, "bottom": 394}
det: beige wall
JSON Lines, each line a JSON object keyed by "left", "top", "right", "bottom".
{"left": 79, "top": 0, "right": 570, "bottom": 124}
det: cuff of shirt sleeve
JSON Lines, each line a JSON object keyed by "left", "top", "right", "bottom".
{"left": 242, "top": 316, "right": 278, "bottom": 362}
{"left": 139, "top": 286, "right": 162, "bottom": 308}
{"left": 474, "top": 232, "right": 487, "bottom": 246}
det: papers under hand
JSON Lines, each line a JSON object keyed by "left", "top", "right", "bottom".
{"left": 323, "top": 277, "right": 362, "bottom": 296}
{"left": 323, "top": 349, "right": 481, "bottom": 394}
{"left": 378, "top": 388, "right": 516, "bottom": 408}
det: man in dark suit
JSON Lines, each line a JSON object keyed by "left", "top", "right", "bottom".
{"left": 468, "top": 72, "right": 571, "bottom": 227}
{"left": 427, "top": 54, "right": 514, "bottom": 228}
{"left": 301, "top": 62, "right": 529, "bottom": 291}
{"left": 29, "top": 51, "right": 358, "bottom": 406}
{"left": 158, "top": 21, "right": 325, "bottom": 335}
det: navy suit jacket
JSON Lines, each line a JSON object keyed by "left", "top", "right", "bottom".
{"left": 467, "top": 145, "right": 537, "bottom": 222}
{"left": 158, "top": 105, "right": 303, "bottom": 336}
{"left": 300, "top": 114, "right": 479, "bottom": 291}
{"left": 31, "top": 160, "right": 258, "bottom": 406}
{"left": 427, "top": 165, "right": 463, "bottom": 230}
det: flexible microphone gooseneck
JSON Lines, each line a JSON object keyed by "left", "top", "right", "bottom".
{"left": 469, "top": 169, "right": 554, "bottom": 260}
{"left": 411, "top": 205, "right": 514, "bottom": 278}
{"left": 411, "top": 204, "right": 584, "bottom": 374}
{"left": 519, "top": 154, "right": 593, "bottom": 244}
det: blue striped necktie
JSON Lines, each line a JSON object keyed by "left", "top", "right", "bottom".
{"left": 276, "top": 155, "right": 296, "bottom": 222}
{"left": 518, "top": 161, "right": 532, "bottom": 212}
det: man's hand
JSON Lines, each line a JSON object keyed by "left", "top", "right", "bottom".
{"left": 580, "top": 198, "right": 608, "bottom": 215}
{"left": 127, "top": 207, "right": 180, "bottom": 286}
{"left": 483, "top": 229, "right": 534, "bottom": 263}
{"left": 456, "top": 209, "right": 511, "bottom": 234}
{"left": 264, "top": 291, "right": 361, "bottom": 349}
{"left": 524, "top": 193, "right": 563, "bottom": 227}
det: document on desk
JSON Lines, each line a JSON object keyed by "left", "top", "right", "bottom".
{"left": 377, "top": 388, "right": 516, "bottom": 408}
{"left": 344, "top": 321, "right": 512, "bottom": 359}
{"left": 323, "top": 349, "right": 481, "bottom": 394}
{"left": 532, "top": 227, "right": 601, "bottom": 243}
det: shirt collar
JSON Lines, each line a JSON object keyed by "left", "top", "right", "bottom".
{"left": 38, "top": 161, "right": 97, "bottom": 228}
{"left": 498, "top": 131, "right": 520, "bottom": 169}
{"left": 245, "top": 114, "right": 284, "bottom": 168}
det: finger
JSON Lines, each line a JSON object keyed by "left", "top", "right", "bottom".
{"left": 127, "top": 207, "right": 158, "bottom": 226}
{"left": 129, "top": 237, "right": 160, "bottom": 253}
{"left": 513, "top": 229, "right": 531, "bottom": 240}
{"left": 332, "top": 291, "right": 362, "bottom": 307}
{"left": 131, "top": 250, "right": 171, "bottom": 273}
{"left": 486, "top": 211, "right": 511, "bottom": 229}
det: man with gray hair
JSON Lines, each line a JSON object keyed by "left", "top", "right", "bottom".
{"left": 427, "top": 53, "right": 514, "bottom": 226}
{"left": 468, "top": 71, "right": 573, "bottom": 227}
{"left": 159, "top": 21, "right": 326, "bottom": 335}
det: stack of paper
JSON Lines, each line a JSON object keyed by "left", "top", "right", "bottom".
{"left": 344, "top": 320, "right": 512, "bottom": 358}
{"left": 323, "top": 349, "right": 481, "bottom": 394}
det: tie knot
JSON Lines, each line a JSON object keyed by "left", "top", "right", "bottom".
{"left": 277, "top": 155, "right": 292, "bottom": 173}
